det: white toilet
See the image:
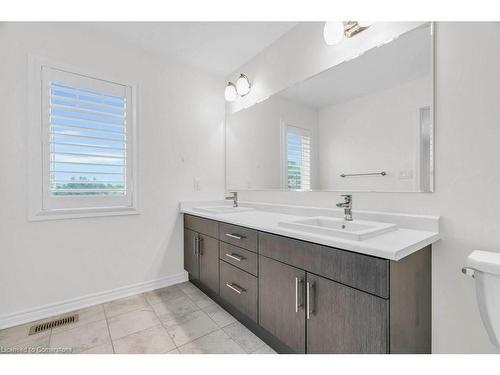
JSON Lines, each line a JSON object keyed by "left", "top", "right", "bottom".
{"left": 464, "top": 250, "right": 500, "bottom": 348}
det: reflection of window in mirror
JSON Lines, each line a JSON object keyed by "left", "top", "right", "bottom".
{"left": 417, "top": 106, "right": 432, "bottom": 192}
{"left": 285, "top": 125, "right": 311, "bottom": 191}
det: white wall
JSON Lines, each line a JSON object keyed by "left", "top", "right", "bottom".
{"left": 318, "top": 76, "right": 431, "bottom": 191}
{"left": 0, "top": 23, "right": 225, "bottom": 320}
{"left": 226, "top": 95, "right": 317, "bottom": 190}
{"left": 227, "top": 22, "right": 426, "bottom": 114}
{"left": 228, "top": 22, "right": 500, "bottom": 353}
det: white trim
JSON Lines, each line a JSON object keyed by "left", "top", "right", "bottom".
{"left": 28, "top": 206, "right": 139, "bottom": 221}
{"left": 27, "top": 54, "right": 139, "bottom": 221}
{"left": 279, "top": 119, "right": 286, "bottom": 189}
{"left": 0, "top": 272, "right": 188, "bottom": 329}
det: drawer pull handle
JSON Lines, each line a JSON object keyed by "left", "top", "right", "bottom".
{"left": 225, "top": 253, "right": 245, "bottom": 262}
{"left": 225, "top": 233, "right": 245, "bottom": 240}
{"left": 226, "top": 283, "right": 246, "bottom": 294}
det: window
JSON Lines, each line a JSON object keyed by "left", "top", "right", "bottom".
{"left": 285, "top": 125, "right": 311, "bottom": 190}
{"left": 28, "top": 57, "right": 137, "bottom": 220}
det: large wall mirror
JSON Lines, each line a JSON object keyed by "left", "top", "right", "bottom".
{"left": 226, "top": 23, "right": 434, "bottom": 192}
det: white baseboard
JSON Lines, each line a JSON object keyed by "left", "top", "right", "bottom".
{"left": 0, "top": 271, "right": 188, "bottom": 329}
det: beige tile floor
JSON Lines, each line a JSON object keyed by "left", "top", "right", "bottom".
{"left": 0, "top": 282, "right": 277, "bottom": 354}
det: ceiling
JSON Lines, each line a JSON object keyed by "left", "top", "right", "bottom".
{"left": 279, "top": 24, "right": 432, "bottom": 108}
{"left": 84, "top": 22, "right": 298, "bottom": 77}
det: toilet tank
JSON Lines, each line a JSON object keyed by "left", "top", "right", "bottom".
{"left": 467, "top": 250, "right": 500, "bottom": 348}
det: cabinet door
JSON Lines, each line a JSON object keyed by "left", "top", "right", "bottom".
{"left": 184, "top": 229, "right": 199, "bottom": 280}
{"left": 259, "top": 255, "right": 306, "bottom": 353}
{"left": 198, "top": 233, "right": 220, "bottom": 294}
{"left": 306, "top": 273, "right": 388, "bottom": 354}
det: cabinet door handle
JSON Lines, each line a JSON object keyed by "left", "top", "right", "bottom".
{"left": 225, "top": 233, "right": 244, "bottom": 240}
{"left": 306, "top": 281, "right": 315, "bottom": 319}
{"left": 295, "top": 277, "right": 303, "bottom": 312}
{"left": 198, "top": 237, "right": 203, "bottom": 256}
{"left": 225, "top": 253, "right": 245, "bottom": 262}
{"left": 225, "top": 283, "right": 246, "bottom": 294}
{"left": 193, "top": 235, "right": 198, "bottom": 256}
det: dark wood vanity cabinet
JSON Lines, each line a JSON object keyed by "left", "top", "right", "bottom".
{"left": 183, "top": 229, "right": 200, "bottom": 280}
{"left": 198, "top": 234, "right": 220, "bottom": 294}
{"left": 219, "top": 260, "right": 258, "bottom": 321}
{"left": 183, "top": 217, "right": 220, "bottom": 295}
{"left": 259, "top": 255, "right": 306, "bottom": 353}
{"left": 306, "top": 273, "right": 388, "bottom": 354}
{"left": 258, "top": 241, "right": 388, "bottom": 354}
{"left": 183, "top": 214, "right": 431, "bottom": 354}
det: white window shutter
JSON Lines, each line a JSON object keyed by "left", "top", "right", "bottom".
{"left": 286, "top": 125, "right": 311, "bottom": 191}
{"left": 40, "top": 66, "right": 135, "bottom": 212}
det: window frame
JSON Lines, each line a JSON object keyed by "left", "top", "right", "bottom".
{"left": 27, "top": 55, "right": 139, "bottom": 221}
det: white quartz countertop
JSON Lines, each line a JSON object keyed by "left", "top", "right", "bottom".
{"left": 180, "top": 201, "right": 440, "bottom": 261}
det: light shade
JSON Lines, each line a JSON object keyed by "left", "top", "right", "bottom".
{"left": 357, "top": 21, "right": 373, "bottom": 28}
{"left": 323, "top": 22, "right": 344, "bottom": 45}
{"left": 236, "top": 74, "right": 251, "bottom": 96}
{"left": 224, "top": 82, "right": 237, "bottom": 102}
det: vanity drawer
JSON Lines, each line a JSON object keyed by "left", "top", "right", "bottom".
{"left": 219, "top": 242, "right": 258, "bottom": 276}
{"left": 219, "top": 223, "right": 258, "bottom": 253}
{"left": 184, "top": 214, "right": 218, "bottom": 238}
{"left": 259, "top": 232, "right": 389, "bottom": 298}
{"left": 219, "top": 260, "right": 258, "bottom": 322}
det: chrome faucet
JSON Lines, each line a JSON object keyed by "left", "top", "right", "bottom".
{"left": 225, "top": 191, "right": 238, "bottom": 208}
{"left": 336, "top": 194, "right": 353, "bottom": 221}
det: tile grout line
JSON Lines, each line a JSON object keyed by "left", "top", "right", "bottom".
{"left": 173, "top": 288, "right": 246, "bottom": 352}
{"left": 188, "top": 289, "right": 265, "bottom": 353}
{"left": 175, "top": 325, "right": 236, "bottom": 353}
{"left": 95, "top": 286, "right": 192, "bottom": 353}
{"left": 103, "top": 305, "right": 117, "bottom": 354}
{"left": 145, "top": 290, "right": 181, "bottom": 350}
{"left": 150, "top": 284, "right": 225, "bottom": 351}
{"left": 103, "top": 306, "right": 150, "bottom": 320}
{"left": 0, "top": 283, "right": 193, "bottom": 341}
{"left": 24, "top": 282, "right": 246, "bottom": 355}
{"left": 15, "top": 282, "right": 256, "bottom": 355}
{"left": 221, "top": 321, "right": 268, "bottom": 354}
{"left": 104, "top": 300, "right": 171, "bottom": 352}
{"left": 138, "top": 283, "right": 212, "bottom": 354}
{"left": 48, "top": 328, "right": 53, "bottom": 350}
{"left": 175, "top": 283, "right": 252, "bottom": 353}
{"left": 202, "top": 305, "right": 238, "bottom": 330}
{"left": 148, "top": 286, "right": 224, "bottom": 350}
{"left": 2, "top": 284, "right": 193, "bottom": 354}
{"left": 92, "top": 284, "right": 195, "bottom": 352}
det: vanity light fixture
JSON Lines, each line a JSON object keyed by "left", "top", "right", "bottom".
{"left": 323, "top": 21, "right": 372, "bottom": 46}
{"left": 225, "top": 74, "right": 252, "bottom": 101}
{"left": 357, "top": 21, "right": 373, "bottom": 28}
{"left": 224, "top": 82, "right": 237, "bottom": 102}
{"left": 236, "top": 73, "right": 251, "bottom": 96}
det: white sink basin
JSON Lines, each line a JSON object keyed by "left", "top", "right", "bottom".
{"left": 278, "top": 216, "right": 397, "bottom": 241}
{"left": 193, "top": 206, "right": 255, "bottom": 214}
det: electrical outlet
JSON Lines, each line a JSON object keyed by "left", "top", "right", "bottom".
{"left": 193, "top": 178, "right": 201, "bottom": 191}
{"left": 399, "top": 169, "right": 413, "bottom": 179}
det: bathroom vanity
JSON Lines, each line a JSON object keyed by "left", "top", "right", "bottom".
{"left": 181, "top": 202, "right": 439, "bottom": 354}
